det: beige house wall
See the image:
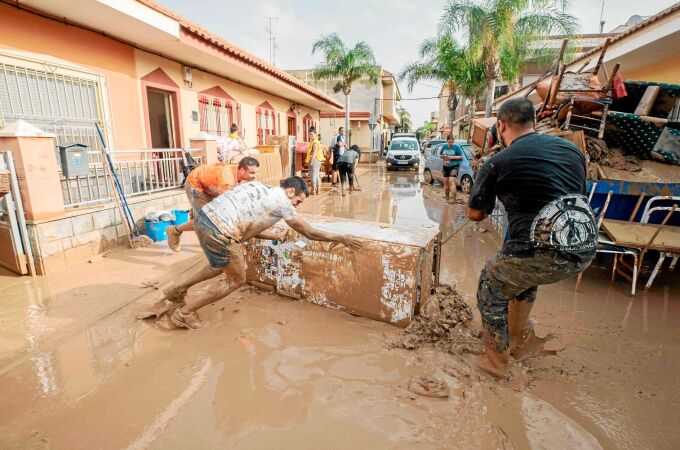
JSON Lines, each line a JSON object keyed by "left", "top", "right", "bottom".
{"left": 133, "top": 50, "right": 319, "bottom": 149}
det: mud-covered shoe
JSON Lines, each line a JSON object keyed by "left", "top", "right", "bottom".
{"left": 169, "top": 309, "right": 204, "bottom": 330}
{"left": 166, "top": 225, "right": 182, "bottom": 252}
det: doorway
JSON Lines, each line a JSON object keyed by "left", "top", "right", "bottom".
{"left": 146, "top": 89, "right": 175, "bottom": 148}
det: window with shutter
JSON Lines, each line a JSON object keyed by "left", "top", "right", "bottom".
{"left": 255, "top": 101, "right": 277, "bottom": 145}
{"left": 0, "top": 61, "right": 105, "bottom": 166}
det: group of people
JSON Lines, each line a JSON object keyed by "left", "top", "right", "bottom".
{"left": 305, "top": 126, "right": 360, "bottom": 197}
{"left": 159, "top": 100, "right": 597, "bottom": 382}
{"left": 161, "top": 135, "right": 362, "bottom": 329}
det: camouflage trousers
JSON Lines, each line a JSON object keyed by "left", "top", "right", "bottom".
{"left": 477, "top": 247, "right": 593, "bottom": 352}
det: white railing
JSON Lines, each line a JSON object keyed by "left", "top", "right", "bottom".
{"left": 61, "top": 149, "right": 203, "bottom": 208}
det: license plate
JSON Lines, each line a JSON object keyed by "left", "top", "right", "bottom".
{"left": 397, "top": 161, "right": 409, "bottom": 164}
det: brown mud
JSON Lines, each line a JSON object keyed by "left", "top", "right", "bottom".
{"left": 0, "top": 165, "right": 679, "bottom": 449}
{"left": 391, "top": 283, "right": 482, "bottom": 355}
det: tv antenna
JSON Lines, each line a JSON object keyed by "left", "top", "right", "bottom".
{"left": 265, "top": 16, "right": 279, "bottom": 65}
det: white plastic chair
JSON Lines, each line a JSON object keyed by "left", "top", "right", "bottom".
{"left": 640, "top": 196, "right": 680, "bottom": 289}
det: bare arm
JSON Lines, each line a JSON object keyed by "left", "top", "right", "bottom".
{"left": 285, "top": 217, "right": 361, "bottom": 250}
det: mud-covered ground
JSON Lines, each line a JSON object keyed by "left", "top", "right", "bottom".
{"left": 1, "top": 166, "right": 678, "bottom": 449}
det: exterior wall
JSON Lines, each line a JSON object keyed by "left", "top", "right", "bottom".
{"left": 623, "top": 48, "right": 680, "bottom": 83}
{"left": 133, "top": 50, "right": 319, "bottom": 148}
{"left": 27, "top": 190, "right": 189, "bottom": 275}
{"left": 0, "top": 3, "right": 144, "bottom": 150}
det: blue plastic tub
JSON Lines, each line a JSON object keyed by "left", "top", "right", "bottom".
{"left": 144, "top": 220, "right": 172, "bottom": 242}
{"left": 171, "top": 209, "right": 190, "bottom": 225}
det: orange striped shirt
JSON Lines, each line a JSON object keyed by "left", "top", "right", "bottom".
{"left": 187, "top": 163, "right": 238, "bottom": 197}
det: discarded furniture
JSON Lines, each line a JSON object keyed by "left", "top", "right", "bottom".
{"left": 245, "top": 215, "right": 441, "bottom": 327}
{"left": 577, "top": 189, "right": 641, "bottom": 295}
{"left": 639, "top": 196, "right": 680, "bottom": 288}
{"left": 605, "top": 81, "right": 680, "bottom": 160}
{"left": 601, "top": 214, "right": 680, "bottom": 290}
{"left": 537, "top": 38, "right": 620, "bottom": 139}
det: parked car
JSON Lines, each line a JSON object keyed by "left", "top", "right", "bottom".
{"left": 423, "top": 140, "right": 475, "bottom": 193}
{"left": 385, "top": 137, "right": 420, "bottom": 170}
{"left": 422, "top": 139, "right": 445, "bottom": 154}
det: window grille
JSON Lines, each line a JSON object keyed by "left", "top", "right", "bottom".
{"left": 0, "top": 61, "right": 104, "bottom": 162}
{"left": 198, "top": 95, "right": 238, "bottom": 136}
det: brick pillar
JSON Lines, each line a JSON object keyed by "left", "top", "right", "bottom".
{"left": 188, "top": 137, "right": 219, "bottom": 165}
{"left": 0, "top": 120, "right": 64, "bottom": 220}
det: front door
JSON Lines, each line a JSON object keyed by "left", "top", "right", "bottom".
{"left": 287, "top": 117, "right": 296, "bottom": 137}
{"left": 147, "top": 89, "right": 175, "bottom": 148}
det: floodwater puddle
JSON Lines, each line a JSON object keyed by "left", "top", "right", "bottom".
{"left": 0, "top": 166, "right": 679, "bottom": 449}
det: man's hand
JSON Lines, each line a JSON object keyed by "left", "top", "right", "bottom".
{"left": 467, "top": 207, "right": 486, "bottom": 222}
{"left": 341, "top": 236, "right": 362, "bottom": 250}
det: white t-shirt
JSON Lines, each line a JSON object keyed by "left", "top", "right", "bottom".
{"left": 203, "top": 182, "right": 298, "bottom": 242}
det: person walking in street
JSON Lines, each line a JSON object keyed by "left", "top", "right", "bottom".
{"left": 166, "top": 157, "right": 260, "bottom": 252}
{"left": 439, "top": 135, "right": 464, "bottom": 203}
{"left": 467, "top": 98, "right": 597, "bottom": 379}
{"left": 331, "top": 126, "right": 347, "bottom": 185}
{"left": 337, "top": 144, "right": 360, "bottom": 197}
{"left": 305, "top": 127, "right": 324, "bottom": 195}
{"left": 164, "top": 176, "right": 362, "bottom": 329}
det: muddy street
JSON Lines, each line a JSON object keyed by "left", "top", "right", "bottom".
{"left": 1, "top": 166, "right": 679, "bottom": 449}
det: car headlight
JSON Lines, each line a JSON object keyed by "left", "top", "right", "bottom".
{"left": 386, "top": 152, "right": 394, "bottom": 159}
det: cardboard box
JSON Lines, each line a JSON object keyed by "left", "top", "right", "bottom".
{"left": 245, "top": 215, "right": 441, "bottom": 327}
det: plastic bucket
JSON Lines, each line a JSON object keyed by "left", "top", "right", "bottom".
{"left": 171, "top": 209, "right": 190, "bottom": 225}
{"left": 144, "top": 220, "right": 172, "bottom": 242}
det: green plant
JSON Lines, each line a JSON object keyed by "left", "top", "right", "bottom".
{"left": 441, "top": 0, "right": 577, "bottom": 116}
{"left": 312, "top": 33, "right": 381, "bottom": 142}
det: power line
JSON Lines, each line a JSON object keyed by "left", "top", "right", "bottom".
{"left": 388, "top": 95, "right": 451, "bottom": 101}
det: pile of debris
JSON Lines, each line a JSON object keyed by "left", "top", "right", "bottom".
{"left": 391, "top": 283, "right": 481, "bottom": 355}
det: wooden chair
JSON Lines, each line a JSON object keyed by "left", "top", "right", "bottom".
{"left": 540, "top": 39, "right": 620, "bottom": 139}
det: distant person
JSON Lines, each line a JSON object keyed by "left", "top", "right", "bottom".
{"left": 337, "top": 144, "right": 360, "bottom": 197}
{"left": 305, "top": 127, "right": 324, "bottom": 195}
{"left": 331, "top": 127, "right": 347, "bottom": 185}
{"left": 167, "top": 157, "right": 260, "bottom": 252}
{"left": 467, "top": 98, "right": 597, "bottom": 379}
{"left": 439, "top": 135, "right": 464, "bottom": 203}
{"left": 163, "top": 177, "right": 362, "bottom": 329}
{"left": 228, "top": 124, "right": 241, "bottom": 140}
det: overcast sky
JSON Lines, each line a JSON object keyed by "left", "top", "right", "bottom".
{"left": 159, "top": 0, "right": 677, "bottom": 125}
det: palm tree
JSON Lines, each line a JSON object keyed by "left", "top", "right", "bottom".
{"left": 397, "top": 106, "right": 412, "bottom": 132}
{"left": 312, "top": 33, "right": 381, "bottom": 143}
{"left": 441, "top": 0, "right": 577, "bottom": 117}
{"left": 399, "top": 34, "right": 465, "bottom": 128}
{"left": 418, "top": 121, "right": 436, "bottom": 140}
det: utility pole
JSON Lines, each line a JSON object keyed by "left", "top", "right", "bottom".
{"left": 265, "top": 16, "right": 279, "bottom": 65}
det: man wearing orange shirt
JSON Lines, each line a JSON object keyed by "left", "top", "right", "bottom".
{"left": 167, "top": 156, "right": 259, "bottom": 251}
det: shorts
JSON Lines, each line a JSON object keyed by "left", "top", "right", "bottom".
{"left": 443, "top": 165, "right": 459, "bottom": 178}
{"left": 194, "top": 209, "right": 244, "bottom": 269}
{"left": 184, "top": 182, "right": 214, "bottom": 212}
{"left": 477, "top": 245, "right": 594, "bottom": 351}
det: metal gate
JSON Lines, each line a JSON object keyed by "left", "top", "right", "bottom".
{"left": 0, "top": 151, "right": 34, "bottom": 275}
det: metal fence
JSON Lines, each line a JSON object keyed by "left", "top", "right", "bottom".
{"left": 61, "top": 149, "right": 202, "bottom": 208}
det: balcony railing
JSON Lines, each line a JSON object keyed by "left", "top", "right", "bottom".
{"left": 61, "top": 149, "right": 202, "bottom": 208}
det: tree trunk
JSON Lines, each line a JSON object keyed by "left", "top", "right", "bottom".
{"left": 344, "top": 94, "right": 350, "bottom": 146}
{"left": 485, "top": 77, "right": 496, "bottom": 118}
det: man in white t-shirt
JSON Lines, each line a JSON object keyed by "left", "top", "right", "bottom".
{"left": 164, "top": 176, "right": 362, "bottom": 329}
